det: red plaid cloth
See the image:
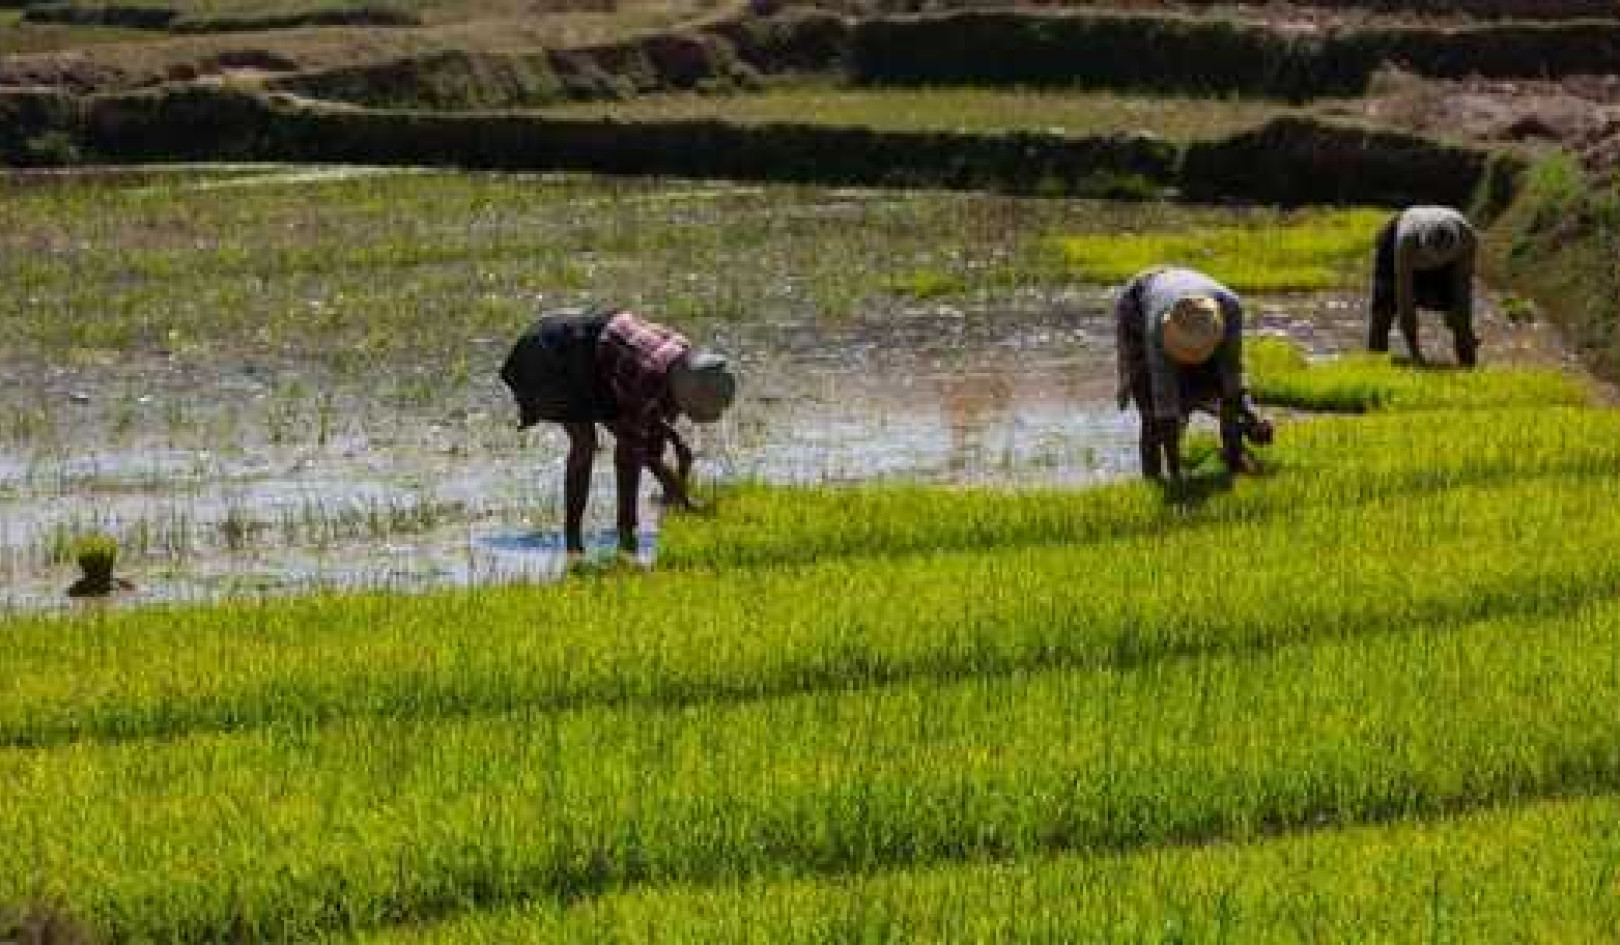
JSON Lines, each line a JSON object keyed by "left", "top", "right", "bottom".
{"left": 598, "top": 312, "right": 690, "bottom": 461}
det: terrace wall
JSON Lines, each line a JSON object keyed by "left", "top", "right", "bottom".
{"left": 850, "top": 12, "right": 1620, "bottom": 100}
{"left": 267, "top": 10, "right": 848, "bottom": 110}
{"left": 819, "top": 0, "right": 1620, "bottom": 18}
{"left": 1182, "top": 117, "right": 1522, "bottom": 211}
{"left": 13, "top": 84, "right": 1511, "bottom": 209}
{"left": 70, "top": 86, "right": 1178, "bottom": 196}
{"left": 0, "top": 88, "right": 80, "bottom": 165}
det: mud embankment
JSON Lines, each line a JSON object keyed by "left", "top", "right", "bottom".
{"left": 21, "top": 2, "right": 421, "bottom": 33}
{"left": 816, "top": 0, "right": 1620, "bottom": 21}
{"left": 265, "top": 9, "right": 849, "bottom": 110}
{"left": 5, "top": 7, "right": 1620, "bottom": 108}
{"left": 0, "top": 83, "right": 1518, "bottom": 209}
{"left": 258, "top": 10, "right": 1620, "bottom": 111}
{"left": 850, "top": 12, "right": 1620, "bottom": 100}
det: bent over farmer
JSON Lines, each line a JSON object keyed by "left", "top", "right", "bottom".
{"left": 499, "top": 305, "right": 737, "bottom": 557}
{"left": 1369, "top": 205, "right": 1479, "bottom": 367}
{"left": 1116, "top": 266, "right": 1271, "bottom": 482}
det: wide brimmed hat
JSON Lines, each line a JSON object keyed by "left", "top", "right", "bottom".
{"left": 670, "top": 350, "right": 737, "bottom": 423}
{"left": 1161, "top": 295, "right": 1224, "bottom": 365}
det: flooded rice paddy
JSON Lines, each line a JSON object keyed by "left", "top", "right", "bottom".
{"left": 1, "top": 294, "right": 1380, "bottom": 609}
{"left": 0, "top": 168, "right": 1566, "bottom": 608}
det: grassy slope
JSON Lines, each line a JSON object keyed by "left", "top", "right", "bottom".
{"left": 4, "top": 360, "right": 1620, "bottom": 941}
{"left": 535, "top": 87, "right": 1297, "bottom": 141}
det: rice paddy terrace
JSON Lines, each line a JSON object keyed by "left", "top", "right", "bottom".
{"left": 5, "top": 303, "right": 1620, "bottom": 940}
{"left": 7, "top": 0, "right": 1620, "bottom": 942}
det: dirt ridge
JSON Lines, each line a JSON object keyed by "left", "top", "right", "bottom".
{"left": 0, "top": 83, "right": 1518, "bottom": 211}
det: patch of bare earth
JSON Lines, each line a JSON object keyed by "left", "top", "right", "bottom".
{"left": 1326, "top": 69, "right": 1620, "bottom": 176}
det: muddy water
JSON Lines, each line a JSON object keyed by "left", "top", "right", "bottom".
{"left": 0, "top": 289, "right": 1466, "bottom": 610}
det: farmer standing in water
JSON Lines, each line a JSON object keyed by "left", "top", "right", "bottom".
{"left": 1368, "top": 205, "right": 1479, "bottom": 367}
{"left": 500, "top": 305, "right": 736, "bottom": 558}
{"left": 1116, "top": 266, "right": 1272, "bottom": 483}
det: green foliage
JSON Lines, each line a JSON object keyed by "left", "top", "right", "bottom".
{"left": 0, "top": 174, "right": 1246, "bottom": 361}
{"left": 1, "top": 222, "right": 1617, "bottom": 939}
{"left": 538, "top": 87, "right": 1290, "bottom": 141}
{"left": 1056, "top": 208, "right": 1388, "bottom": 291}
{"left": 1246, "top": 338, "right": 1589, "bottom": 413}
{"left": 72, "top": 532, "right": 118, "bottom": 581}
{"left": 885, "top": 268, "right": 965, "bottom": 300}
{"left": 371, "top": 795, "right": 1620, "bottom": 942}
{"left": 1496, "top": 152, "right": 1620, "bottom": 379}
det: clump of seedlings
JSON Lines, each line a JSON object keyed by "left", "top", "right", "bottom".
{"left": 66, "top": 533, "right": 134, "bottom": 597}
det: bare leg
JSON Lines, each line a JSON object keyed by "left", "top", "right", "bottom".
{"left": 1160, "top": 419, "right": 1184, "bottom": 483}
{"left": 1131, "top": 380, "right": 1163, "bottom": 481}
{"left": 614, "top": 442, "right": 642, "bottom": 554}
{"left": 1398, "top": 306, "right": 1423, "bottom": 364}
{"left": 1368, "top": 303, "right": 1394, "bottom": 353}
{"left": 1219, "top": 398, "right": 1245, "bottom": 472}
{"left": 563, "top": 422, "right": 597, "bottom": 554}
{"left": 1139, "top": 422, "right": 1164, "bottom": 481}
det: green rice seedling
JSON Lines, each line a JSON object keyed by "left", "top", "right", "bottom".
{"left": 5, "top": 473, "right": 1620, "bottom": 748}
{"left": 660, "top": 403, "right": 1620, "bottom": 569}
{"left": 6, "top": 602, "right": 1620, "bottom": 940}
{"left": 885, "top": 269, "right": 967, "bottom": 301}
{"left": 1056, "top": 208, "right": 1388, "bottom": 292}
{"left": 1246, "top": 338, "right": 1589, "bottom": 413}
{"left": 65, "top": 532, "right": 122, "bottom": 597}
{"left": 364, "top": 794, "right": 1620, "bottom": 943}
{"left": 0, "top": 173, "right": 1258, "bottom": 363}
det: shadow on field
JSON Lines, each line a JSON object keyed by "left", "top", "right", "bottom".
{"left": 0, "top": 902, "right": 95, "bottom": 945}
{"left": 1159, "top": 470, "right": 1237, "bottom": 508}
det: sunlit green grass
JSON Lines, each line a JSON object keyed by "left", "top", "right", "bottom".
{"left": 536, "top": 87, "right": 1296, "bottom": 140}
{"left": 8, "top": 600, "right": 1620, "bottom": 940}
{"left": 3, "top": 313, "right": 1619, "bottom": 940}
{"left": 1057, "top": 208, "right": 1388, "bottom": 292}
{"left": 1247, "top": 337, "right": 1590, "bottom": 412}
{"left": 5, "top": 469, "right": 1620, "bottom": 749}
{"left": 367, "top": 794, "right": 1620, "bottom": 943}
{"left": 661, "top": 397, "right": 1607, "bottom": 568}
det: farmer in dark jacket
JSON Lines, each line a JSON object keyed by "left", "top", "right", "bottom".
{"left": 1369, "top": 205, "right": 1479, "bottom": 367}
{"left": 500, "top": 305, "right": 737, "bottom": 557}
{"left": 1116, "top": 266, "right": 1271, "bottom": 482}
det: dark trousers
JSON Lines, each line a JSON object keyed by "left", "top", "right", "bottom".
{"left": 1369, "top": 220, "right": 1477, "bottom": 365}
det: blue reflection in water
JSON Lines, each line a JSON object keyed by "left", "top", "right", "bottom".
{"left": 478, "top": 528, "right": 657, "bottom": 561}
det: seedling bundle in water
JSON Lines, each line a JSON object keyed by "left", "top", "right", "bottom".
{"left": 66, "top": 533, "right": 131, "bottom": 597}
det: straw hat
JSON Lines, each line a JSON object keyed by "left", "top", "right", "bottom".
{"left": 1161, "top": 295, "right": 1224, "bottom": 365}
{"left": 670, "top": 350, "right": 737, "bottom": 423}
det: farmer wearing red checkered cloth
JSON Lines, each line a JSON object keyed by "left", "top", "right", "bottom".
{"left": 500, "top": 305, "right": 737, "bottom": 557}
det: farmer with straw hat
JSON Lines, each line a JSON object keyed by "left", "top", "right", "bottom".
{"left": 1369, "top": 205, "right": 1479, "bottom": 367}
{"left": 1116, "top": 266, "right": 1271, "bottom": 482}
{"left": 500, "top": 304, "right": 737, "bottom": 559}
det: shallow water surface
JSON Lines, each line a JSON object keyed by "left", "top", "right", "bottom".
{"left": 0, "top": 288, "right": 1398, "bottom": 610}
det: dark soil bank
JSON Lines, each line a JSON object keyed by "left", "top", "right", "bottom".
{"left": 267, "top": 10, "right": 849, "bottom": 110}
{"left": 816, "top": 0, "right": 1620, "bottom": 21}
{"left": 850, "top": 12, "right": 1620, "bottom": 100}
{"left": 258, "top": 11, "right": 1620, "bottom": 111}
{"left": 0, "top": 83, "right": 1516, "bottom": 208}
